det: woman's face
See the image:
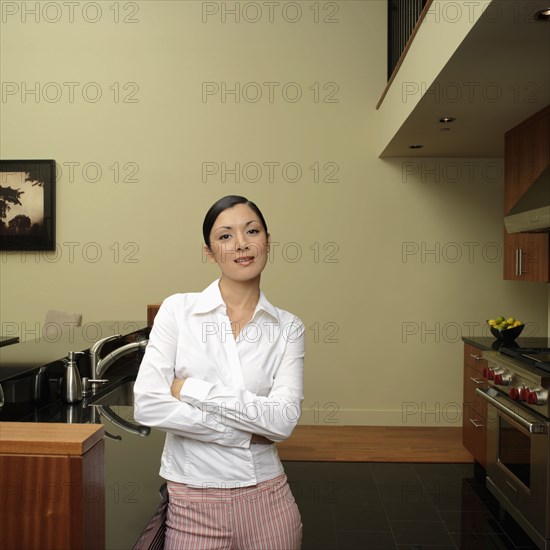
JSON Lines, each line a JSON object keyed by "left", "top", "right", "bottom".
{"left": 204, "top": 203, "right": 270, "bottom": 282}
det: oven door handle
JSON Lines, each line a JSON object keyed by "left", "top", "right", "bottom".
{"left": 475, "top": 388, "right": 548, "bottom": 434}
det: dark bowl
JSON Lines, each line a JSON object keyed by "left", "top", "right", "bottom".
{"left": 489, "top": 324, "right": 525, "bottom": 341}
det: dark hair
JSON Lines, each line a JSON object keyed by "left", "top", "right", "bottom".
{"left": 203, "top": 195, "right": 269, "bottom": 250}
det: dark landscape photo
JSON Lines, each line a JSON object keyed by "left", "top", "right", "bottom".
{"left": 0, "top": 160, "right": 55, "bottom": 250}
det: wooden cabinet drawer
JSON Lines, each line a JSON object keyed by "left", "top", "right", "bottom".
{"left": 464, "top": 365, "right": 487, "bottom": 419}
{"left": 463, "top": 344, "right": 488, "bottom": 469}
{"left": 464, "top": 344, "right": 487, "bottom": 373}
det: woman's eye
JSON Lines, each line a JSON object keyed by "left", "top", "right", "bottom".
{"left": 218, "top": 229, "right": 259, "bottom": 240}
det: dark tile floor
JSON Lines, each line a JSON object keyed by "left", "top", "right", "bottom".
{"left": 282, "top": 461, "right": 539, "bottom": 550}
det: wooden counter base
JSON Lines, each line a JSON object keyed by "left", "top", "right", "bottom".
{"left": 0, "top": 422, "right": 105, "bottom": 550}
{"left": 276, "top": 426, "right": 472, "bottom": 463}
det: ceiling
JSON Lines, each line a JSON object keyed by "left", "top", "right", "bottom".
{"left": 381, "top": 0, "right": 550, "bottom": 157}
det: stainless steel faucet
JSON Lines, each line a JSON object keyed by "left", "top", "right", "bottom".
{"left": 87, "top": 335, "right": 147, "bottom": 395}
{"left": 89, "top": 334, "right": 122, "bottom": 380}
{"left": 94, "top": 339, "right": 148, "bottom": 380}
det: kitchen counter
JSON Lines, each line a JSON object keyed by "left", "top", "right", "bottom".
{"left": 0, "top": 422, "right": 104, "bottom": 455}
{"left": 0, "top": 321, "right": 146, "bottom": 383}
{"left": 1, "top": 422, "right": 106, "bottom": 550}
{"left": 0, "top": 323, "right": 167, "bottom": 550}
{"left": 0, "top": 321, "right": 149, "bottom": 423}
{"left": 462, "top": 336, "right": 550, "bottom": 352}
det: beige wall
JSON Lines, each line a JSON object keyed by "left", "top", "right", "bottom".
{"left": 1, "top": 0, "right": 548, "bottom": 426}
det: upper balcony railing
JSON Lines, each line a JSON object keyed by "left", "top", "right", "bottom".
{"left": 377, "top": 0, "right": 434, "bottom": 109}
{"left": 388, "top": 0, "right": 430, "bottom": 80}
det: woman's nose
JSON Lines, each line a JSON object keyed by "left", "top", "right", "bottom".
{"left": 235, "top": 235, "right": 250, "bottom": 250}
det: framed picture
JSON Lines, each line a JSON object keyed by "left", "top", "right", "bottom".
{"left": 0, "top": 159, "right": 55, "bottom": 251}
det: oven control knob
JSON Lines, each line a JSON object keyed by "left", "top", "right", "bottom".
{"left": 519, "top": 387, "right": 529, "bottom": 401}
{"left": 528, "top": 390, "right": 548, "bottom": 405}
{"left": 494, "top": 372, "right": 512, "bottom": 386}
{"left": 509, "top": 387, "right": 520, "bottom": 400}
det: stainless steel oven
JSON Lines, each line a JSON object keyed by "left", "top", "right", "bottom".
{"left": 476, "top": 345, "right": 550, "bottom": 550}
{"left": 477, "top": 387, "right": 550, "bottom": 549}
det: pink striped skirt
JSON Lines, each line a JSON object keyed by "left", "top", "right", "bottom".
{"left": 164, "top": 473, "right": 302, "bottom": 550}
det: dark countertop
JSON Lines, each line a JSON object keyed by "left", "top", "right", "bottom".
{"left": 0, "top": 322, "right": 150, "bottom": 422}
{"left": 1, "top": 353, "right": 142, "bottom": 423}
{"left": 462, "top": 336, "right": 550, "bottom": 352}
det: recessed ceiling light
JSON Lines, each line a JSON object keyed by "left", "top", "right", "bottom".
{"left": 439, "top": 117, "right": 456, "bottom": 123}
{"left": 409, "top": 145, "right": 424, "bottom": 149}
{"left": 534, "top": 8, "right": 550, "bottom": 21}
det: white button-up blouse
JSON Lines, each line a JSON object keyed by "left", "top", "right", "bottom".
{"left": 133, "top": 277, "right": 305, "bottom": 488}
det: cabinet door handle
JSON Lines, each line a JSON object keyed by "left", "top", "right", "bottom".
{"left": 514, "top": 248, "right": 519, "bottom": 276}
{"left": 469, "top": 418, "right": 484, "bottom": 428}
{"left": 470, "top": 354, "right": 482, "bottom": 360}
{"left": 470, "top": 377, "right": 484, "bottom": 385}
{"left": 518, "top": 248, "right": 524, "bottom": 275}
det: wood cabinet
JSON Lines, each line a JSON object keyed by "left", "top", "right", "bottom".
{"left": 503, "top": 105, "right": 550, "bottom": 282}
{"left": 0, "top": 423, "right": 105, "bottom": 550}
{"left": 463, "top": 343, "right": 487, "bottom": 468}
{"left": 503, "top": 230, "right": 549, "bottom": 282}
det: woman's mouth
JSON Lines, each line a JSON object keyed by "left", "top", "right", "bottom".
{"left": 235, "top": 256, "right": 254, "bottom": 266}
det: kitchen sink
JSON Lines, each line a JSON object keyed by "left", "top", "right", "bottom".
{"left": 89, "top": 378, "right": 135, "bottom": 406}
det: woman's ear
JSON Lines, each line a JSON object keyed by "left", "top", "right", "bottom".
{"left": 203, "top": 243, "right": 216, "bottom": 263}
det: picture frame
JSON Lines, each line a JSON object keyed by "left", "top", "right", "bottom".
{"left": 0, "top": 159, "right": 56, "bottom": 251}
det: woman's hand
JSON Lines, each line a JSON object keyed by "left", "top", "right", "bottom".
{"left": 171, "top": 377, "right": 186, "bottom": 399}
{"left": 251, "top": 434, "right": 272, "bottom": 444}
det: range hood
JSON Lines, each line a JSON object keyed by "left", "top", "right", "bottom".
{"left": 504, "top": 165, "right": 550, "bottom": 233}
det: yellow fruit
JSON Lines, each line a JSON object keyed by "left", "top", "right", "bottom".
{"left": 513, "top": 321, "right": 522, "bottom": 327}
{"left": 496, "top": 316, "right": 505, "bottom": 324}
{"left": 507, "top": 317, "right": 515, "bottom": 325}
{"left": 488, "top": 319, "right": 496, "bottom": 326}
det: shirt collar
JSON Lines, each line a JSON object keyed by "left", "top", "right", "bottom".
{"left": 191, "top": 278, "right": 279, "bottom": 323}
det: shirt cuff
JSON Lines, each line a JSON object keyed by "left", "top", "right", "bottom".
{"left": 179, "top": 377, "right": 214, "bottom": 405}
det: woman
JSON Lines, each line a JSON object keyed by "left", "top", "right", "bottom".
{"left": 134, "top": 195, "right": 305, "bottom": 550}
